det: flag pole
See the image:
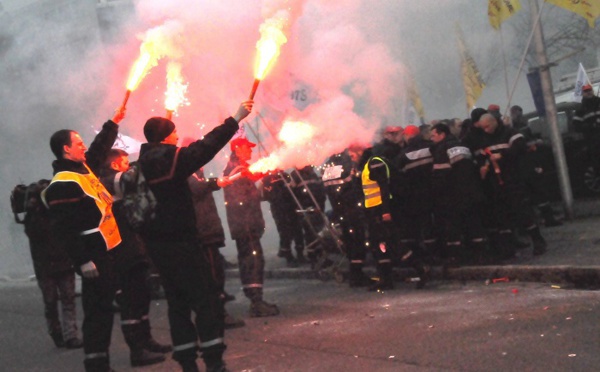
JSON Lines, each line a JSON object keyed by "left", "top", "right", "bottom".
{"left": 503, "top": 0, "right": 545, "bottom": 117}
{"left": 528, "top": 0, "right": 573, "bottom": 220}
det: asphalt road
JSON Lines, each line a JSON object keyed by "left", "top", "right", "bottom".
{"left": 0, "top": 278, "right": 598, "bottom": 372}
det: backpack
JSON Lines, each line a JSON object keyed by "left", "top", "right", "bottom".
{"left": 119, "top": 148, "right": 181, "bottom": 231}
{"left": 119, "top": 162, "right": 157, "bottom": 231}
{"left": 10, "top": 180, "right": 50, "bottom": 224}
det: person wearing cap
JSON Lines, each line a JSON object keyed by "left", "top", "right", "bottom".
{"left": 372, "top": 125, "right": 404, "bottom": 161}
{"left": 42, "top": 108, "right": 125, "bottom": 372}
{"left": 223, "top": 135, "right": 280, "bottom": 318}
{"left": 137, "top": 100, "right": 253, "bottom": 372}
{"left": 395, "top": 125, "right": 437, "bottom": 267}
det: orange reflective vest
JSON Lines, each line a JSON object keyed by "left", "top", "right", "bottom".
{"left": 45, "top": 164, "right": 122, "bottom": 250}
{"left": 361, "top": 157, "right": 390, "bottom": 209}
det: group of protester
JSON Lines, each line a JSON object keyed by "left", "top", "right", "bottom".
{"left": 17, "top": 85, "right": 600, "bottom": 371}
{"left": 16, "top": 101, "right": 261, "bottom": 372}
{"left": 259, "top": 102, "right": 571, "bottom": 291}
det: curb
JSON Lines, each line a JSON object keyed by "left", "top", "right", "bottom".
{"left": 227, "top": 264, "right": 600, "bottom": 289}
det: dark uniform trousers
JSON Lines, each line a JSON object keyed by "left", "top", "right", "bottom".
{"left": 366, "top": 213, "right": 395, "bottom": 282}
{"left": 235, "top": 236, "right": 266, "bottom": 301}
{"left": 270, "top": 202, "right": 304, "bottom": 257}
{"left": 144, "top": 239, "right": 225, "bottom": 364}
{"left": 342, "top": 210, "right": 367, "bottom": 269}
{"left": 38, "top": 270, "right": 78, "bottom": 341}
{"left": 82, "top": 250, "right": 117, "bottom": 366}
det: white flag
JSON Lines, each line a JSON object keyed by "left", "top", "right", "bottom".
{"left": 573, "top": 63, "right": 590, "bottom": 103}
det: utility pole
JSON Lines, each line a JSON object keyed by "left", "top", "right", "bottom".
{"left": 529, "top": 0, "right": 574, "bottom": 220}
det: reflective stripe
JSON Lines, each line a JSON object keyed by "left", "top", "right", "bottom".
{"left": 85, "top": 352, "right": 108, "bottom": 360}
{"left": 370, "top": 162, "right": 386, "bottom": 169}
{"left": 402, "top": 158, "right": 433, "bottom": 171}
{"left": 447, "top": 241, "right": 461, "bottom": 246}
{"left": 200, "top": 338, "right": 224, "bottom": 349}
{"left": 433, "top": 163, "right": 451, "bottom": 170}
{"left": 509, "top": 133, "right": 523, "bottom": 145}
{"left": 365, "top": 191, "right": 381, "bottom": 199}
{"left": 447, "top": 146, "right": 471, "bottom": 159}
{"left": 350, "top": 260, "right": 364, "bottom": 264}
{"left": 405, "top": 147, "right": 431, "bottom": 161}
{"left": 449, "top": 154, "right": 467, "bottom": 164}
{"left": 142, "top": 314, "right": 149, "bottom": 321}
{"left": 80, "top": 228, "right": 100, "bottom": 235}
{"left": 242, "top": 283, "right": 263, "bottom": 289}
{"left": 401, "top": 250, "right": 413, "bottom": 261}
{"left": 363, "top": 183, "right": 379, "bottom": 189}
{"left": 323, "top": 174, "right": 353, "bottom": 187}
{"left": 121, "top": 319, "right": 141, "bottom": 325}
{"left": 113, "top": 172, "right": 123, "bottom": 201}
{"left": 173, "top": 342, "right": 198, "bottom": 352}
{"left": 378, "top": 259, "right": 392, "bottom": 264}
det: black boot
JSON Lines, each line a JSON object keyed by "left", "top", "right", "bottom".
{"left": 497, "top": 231, "right": 517, "bottom": 260}
{"left": 130, "top": 348, "right": 166, "bottom": 367}
{"left": 348, "top": 265, "right": 373, "bottom": 287}
{"left": 84, "top": 356, "right": 111, "bottom": 372}
{"left": 224, "top": 311, "right": 246, "bottom": 329}
{"left": 179, "top": 359, "right": 200, "bottom": 372}
{"left": 140, "top": 319, "right": 172, "bottom": 353}
{"left": 369, "top": 262, "right": 394, "bottom": 292}
{"left": 539, "top": 204, "right": 562, "bottom": 227}
{"left": 528, "top": 227, "right": 547, "bottom": 256}
{"left": 50, "top": 331, "right": 65, "bottom": 348}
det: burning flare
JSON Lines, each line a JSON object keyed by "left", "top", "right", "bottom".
{"left": 250, "top": 10, "right": 291, "bottom": 99}
{"left": 164, "top": 62, "right": 190, "bottom": 114}
{"left": 254, "top": 16, "right": 288, "bottom": 80}
{"left": 248, "top": 120, "right": 317, "bottom": 174}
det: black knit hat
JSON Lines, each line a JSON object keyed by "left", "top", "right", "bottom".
{"left": 144, "top": 117, "right": 175, "bottom": 143}
{"left": 470, "top": 108, "right": 487, "bottom": 124}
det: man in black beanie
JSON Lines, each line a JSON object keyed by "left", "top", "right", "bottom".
{"left": 137, "top": 100, "right": 253, "bottom": 372}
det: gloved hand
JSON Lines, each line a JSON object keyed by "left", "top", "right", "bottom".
{"left": 80, "top": 261, "right": 99, "bottom": 279}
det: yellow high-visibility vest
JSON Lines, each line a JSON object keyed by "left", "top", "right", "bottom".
{"left": 45, "top": 164, "right": 121, "bottom": 250}
{"left": 362, "top": 157, "right": 390, "bottom": 209}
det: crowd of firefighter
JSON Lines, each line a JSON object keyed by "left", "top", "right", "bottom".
{"left": 17, "top": 94, "right": 594, "bottom": 371}
{"left": 264, "top": 103, "right": 566, "bottom": 292}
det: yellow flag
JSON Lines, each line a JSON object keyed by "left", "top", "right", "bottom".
{"left": 546, "top": 0, "right": 600, "bottom": 28}
{"left": 456, "top": 24, "right": 485, "bottom": 114}
{"left": 407, "top": 74, "right": 426, "bottom": 124}
{"left": 488, "top": 0, "right": 522, "bottom": 30}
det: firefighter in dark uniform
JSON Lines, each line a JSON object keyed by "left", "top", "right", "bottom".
{"left": 472, "top": 114, "right": 547, "bottom": 259}
{"left": 350, "top": 146, "right": 397, "bottom": 291}
{"left": 99, "top": 149, "right": 172, "bottom": 367}
{"left": 290, "top": 165, "right": 327, "bottom": 263}
{"left": 430, "top": 123, "right": 489, "bottom": 266}
{"left": 187, "top": 165, "right": 245, "bottom": 329}
{"left": 138, "top": 101, "right": 253, "bottom": 372}
{"left": 573, "top": 84, "right": 600, "bottom": 189}
{"left": 42, "top": 109, "right": 125, "bottom": 372}
{"left": 261, "top": 169, "right": 305, "bottom": 267}
{"left": 395, "top": 125, "right": 437, "bottom": 263}
{"left": 322, "top": 147, "right": 370, "bottom": 287}
{"left": 510, "top": 105, "right": 562, "bottom": 227}
{"left": 223, "top": 136, "right": 279, "bottom": 318}
{"left": 18, "top": 179, "right": 82, "bottom": 349}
